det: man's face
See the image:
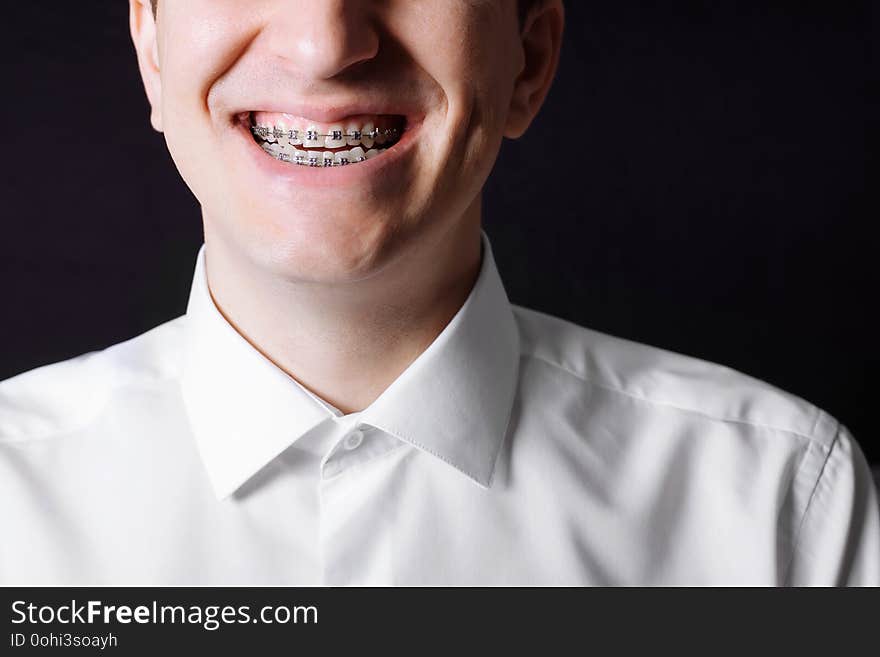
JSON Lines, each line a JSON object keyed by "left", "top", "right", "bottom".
{"left": 132, "top": 0, "right": 554, "bottom": 282}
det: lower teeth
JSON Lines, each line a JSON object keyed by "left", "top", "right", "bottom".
{"left": 260, "top": 143, "right": 386, "bottom": 167}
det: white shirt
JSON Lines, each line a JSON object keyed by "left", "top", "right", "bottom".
{"left": 1, "top": 231, "right": 877, "bottom": 586}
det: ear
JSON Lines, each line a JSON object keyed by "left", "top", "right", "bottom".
{"left": 129, "top": 0, "right": 163, "bottom": 132}
{"left": 504, "top": 0, "right": 565, "bottom": 139}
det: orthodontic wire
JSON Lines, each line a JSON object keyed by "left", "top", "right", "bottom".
{"left": 251, "top": 126, "right": 399, "bottom": 141}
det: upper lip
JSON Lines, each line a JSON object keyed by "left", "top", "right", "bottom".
{"left": 230, "top": 98, "right": 423, "bottom": 125}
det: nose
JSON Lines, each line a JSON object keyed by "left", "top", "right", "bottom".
{"left": 268, "top": 0, "right": 379, "bottom": 80}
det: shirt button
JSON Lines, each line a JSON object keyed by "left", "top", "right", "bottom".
{"left": 343, "top": 429, "right": 365, "bottom": 451}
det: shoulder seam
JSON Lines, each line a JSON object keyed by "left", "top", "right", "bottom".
{"left": 522, "top": 351, "right": 823, "bottom": 444}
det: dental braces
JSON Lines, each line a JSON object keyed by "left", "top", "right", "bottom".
{"left": 270, "top": 150, "right": 374, "bottom": 166}
{"left": 251, "top": 125, "right": 399, "bottom": 142}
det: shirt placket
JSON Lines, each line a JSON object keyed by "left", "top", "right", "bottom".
{"left": 317, "top": 420, "right": 405, "bottom": 585}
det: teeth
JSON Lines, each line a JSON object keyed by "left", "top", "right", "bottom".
{"left": 361, "top": 122, "right": 375, "bottom": 148}
{"left": 303, "top": 125, "right": 322, "bottom": 148}
{"left": 345, "top": 122, "right": 361, "bottom": 146}
{"left": 274, "top": 119, "right": 289, "bottom": 144}
{"left": 261, "top": 144, "right": 389, "bottom": 167}
{"left": 325, "top": 125, "right": 346, "bottom": 148}
{"left": 348, "top": 146, "right": 366, "bottom": 162}
{"left": 252, "top": 115, "right": 400, "bottom": 167}
{"left": 253, "top": 119, "right": 399, "bottom": 150}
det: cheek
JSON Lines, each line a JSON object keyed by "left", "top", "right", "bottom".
{"left": 412, "top": 7, "right": 518, "bottom": 151}
{"left": 441, "top": 52, "right": 513, "bottom": 192}
{"left": 157, "top": 5, "right": 261, "bottom": 203}
{"left": 159, "top": 2, "right": 259, "bottom": 123}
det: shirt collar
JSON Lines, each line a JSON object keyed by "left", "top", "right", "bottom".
{"left": 180, "top": 230, "right": 520, "bottom": 499}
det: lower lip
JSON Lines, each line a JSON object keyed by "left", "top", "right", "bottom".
{"left": 233, "top": 117, "right": 422, "bottom": 190}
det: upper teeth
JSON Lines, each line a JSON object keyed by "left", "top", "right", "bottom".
{"left": 252, "top": 123, "right": 398, "bottom": 149}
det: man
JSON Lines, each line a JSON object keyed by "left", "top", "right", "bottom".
{"left": 0, "top": 0, "right": 877, "bottom": 585}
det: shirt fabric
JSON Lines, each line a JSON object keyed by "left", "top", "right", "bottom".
{"left": 1, "top": 231, "right": 877, "bottom": 586}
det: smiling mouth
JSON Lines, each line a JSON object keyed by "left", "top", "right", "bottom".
{"left": 246, "top": 111, "right": 407, "bottom": 167}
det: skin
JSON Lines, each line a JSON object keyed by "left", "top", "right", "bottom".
{"left": 129, "top": 0, "right": 564, "bottom": 413}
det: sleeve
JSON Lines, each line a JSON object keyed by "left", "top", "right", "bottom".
{"left": 786, "top": 423, "right": 880, "bottom": 586}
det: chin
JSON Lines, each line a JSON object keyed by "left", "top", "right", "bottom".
{"left": 242, "top": 209, "right": 402, "bottom": 284}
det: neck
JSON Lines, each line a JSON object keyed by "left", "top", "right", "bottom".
{"left": 202, "top": 204, "right": 483, "bottom": 414}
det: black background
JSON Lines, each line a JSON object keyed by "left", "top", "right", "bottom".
{"left": 1, "top": 2, "right": 876, "bottom": 462}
